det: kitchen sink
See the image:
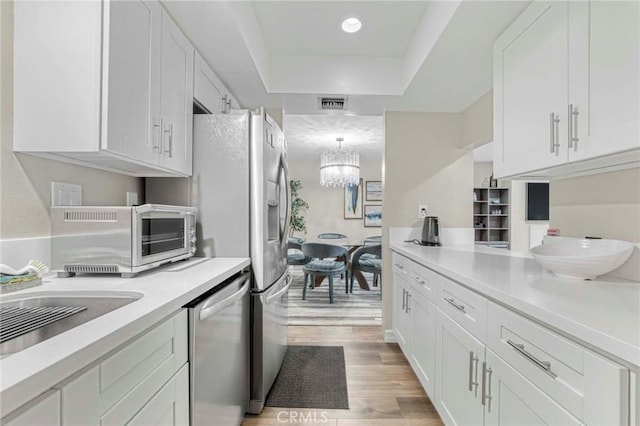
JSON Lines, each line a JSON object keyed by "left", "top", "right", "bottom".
{"left": 0, "top": 290, "right": 142, "bottom": 357}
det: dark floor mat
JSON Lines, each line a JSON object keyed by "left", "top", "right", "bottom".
{"left": 265, "top": 345, "right": 349, "bottom": 409}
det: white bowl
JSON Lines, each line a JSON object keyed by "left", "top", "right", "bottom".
{"left": 530, "top": 239, "right": 635, "bottom": 280}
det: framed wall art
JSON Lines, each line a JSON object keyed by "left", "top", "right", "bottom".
{"left": 364, "top": 205, "right": 382, "bottom": 227}
{"left": 344, "top": 179, "right": 363, "bottom": 219}
{"left": 365, "top": 181, "right": 383, "bottom": 201}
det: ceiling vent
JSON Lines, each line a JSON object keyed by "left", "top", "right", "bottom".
{"left": 318, "top": 97, "right": 348, "bottom": 111}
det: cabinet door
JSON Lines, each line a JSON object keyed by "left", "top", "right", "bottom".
{"left": 128, "top": 364, "right": 189, "bottom": 426}
{"left": 435, "top": 310, "right": 485, "bottom": 426}
{"left": 194, "top": 52, "right": 225, "bottom": 114}
{"left": 484, "top": 350, "right": 582, "bottom": 426}
{"left": 104, "top": 0, "right": 161, "bottom": 164}
{"left": 568, "top": 1, "right": 640, "bottom": 161}
{"left": 2, "top": 390, "right": 60, "bottom": 426}
{"left": 392, "top": 272, "right": 411, "bottom": 353}
{"left": 159, "top": 10, "right": 194, "bottom": 175}
{"left": 494, "top": 2, "right": 569, "bottom": 178}
{"left": 410, "top": 294, "right": 437, "bottom": 398}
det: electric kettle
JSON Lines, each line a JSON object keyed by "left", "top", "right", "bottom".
{"left": 421, "top": 216, "right": 441, "bottom": 246}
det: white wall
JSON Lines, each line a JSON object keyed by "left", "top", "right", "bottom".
{"left": 550, "top": 167, "right": 640, "bottom": 242}
{"left": 461, "top": 91, "right": 493, "bottom": 148}
{"left": 473, "top": 162, "right": 493, "bottom": 187}
{"left": 0, "top": 1, "right": 143, "bottom": 241}
{"left": 288, "top": 158, "right": 383, "bottom": 242}
{"left": 382, "top": 111, "right": 473, "bottom": 331}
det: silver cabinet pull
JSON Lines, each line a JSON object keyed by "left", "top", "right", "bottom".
{"left": 550, "top": 112, "right": 560, "bottom": 154}
{"left": 412, "top": 274, "right": 427, "bottom": 287}
{"left": 152, "top": 119, "right": 162, "bottom": 152}
{"left": 568, "top": 104, "right": 579, "bottom": 150}
{"left": 481, "top": 361, "right": 493, "bottom": 410}
{"left": 444, "top": 297, "right": 466, "bottom": 313}
{"left": 406, "top": 292, "right": 411, "bottom": 313}
{"left": 226, "top": 97, "right": 232, "bottom": 112}
{"left": 163, "top": 123, "right": 173, "bottom": 158}
{"left": 394, "top": 263, "right": 404, "bottom": 270}
{"left": 507, "top": 339, "right": 557, "bottom": 378}
{"left": 401, "top": 288, "right": 406, "bottom": 311}
{"left": 468, "top": 351, "right": 479, "bottom": 394}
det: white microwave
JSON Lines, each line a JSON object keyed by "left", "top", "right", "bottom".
{"left": 51, "top": 204, "right": 197, "bottom": 278}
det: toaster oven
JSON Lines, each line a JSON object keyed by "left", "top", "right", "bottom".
{"left": 51, "top": 204, "right": 197, "bottom": 278}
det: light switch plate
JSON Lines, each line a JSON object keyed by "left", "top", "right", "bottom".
{"left": 51, "top": 182, "right": 82, "bottom": 206}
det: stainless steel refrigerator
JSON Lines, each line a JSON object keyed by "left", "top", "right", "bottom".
{"left": 146, "top": 109, "right": 291, "bottom": 416}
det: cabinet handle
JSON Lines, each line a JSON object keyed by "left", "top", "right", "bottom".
{"left": 443, "top": 297, "right": 466, "bottom": 313}
{"left": 506, "top": 339, "right": 557, "bottom": 378}
{"left": 222, "top": 95, "right": 229, "bottom": 113}
{"left": 549, "top": 112, "right": 560, "bottom": 154}
{"left": 481, "top": 361, "right": 493, "bottom": 411}
{"left": 468, "top": 351, "right": 479, "bottom": 394}
{"left": 163, "top": 123, "right": 173, "bottom": 158}
{"left": 568, "top": 104, "right": 579, "bottom": 150}
{"left": 394, "top": 263, "right": 404, "bottom": 270}
{"left": 406, "top": 293, "right": 411, "bottom": 313}
{"left": 401, "top": 288, "right": 406, "bottom": 311}
{"left": 152, "top": 119, "right": 162, "bottom": 152}
{"left": 412, "top": 275, "right": 427, "bottom": 287}
{"left": 226, "top": 98, "right": 232, "bottom": 112}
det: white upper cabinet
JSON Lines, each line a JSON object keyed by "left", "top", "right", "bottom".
{"left": 13, "top": 0, "right": 194, "bottom": 177}
{"left": 494, "top": 0, "right": 640, "bottom": 178}
{"left": 568, "top": 1, "right": 640, "bottom": 161}
{"left": 193, "top": 52, "right": 240, "bottom": 114}
{"left": 159, "top": 9, "right": 194, "bottom": 175}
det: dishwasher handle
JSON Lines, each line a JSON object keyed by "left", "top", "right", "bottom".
{"left": 199, "top": 273, "right": 251, "bottom": 321}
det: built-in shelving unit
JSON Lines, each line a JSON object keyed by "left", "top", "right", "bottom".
{"left": 473, "top": 187, "right": 509, "bottom": 248}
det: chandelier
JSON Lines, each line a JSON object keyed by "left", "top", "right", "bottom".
{"left": 320, "top": 137, "right": 360, "bottom": 187}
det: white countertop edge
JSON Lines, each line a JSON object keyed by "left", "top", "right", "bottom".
{"left": 390, "top": 244, "right": 640, "bottom": 369}
{"left": 0, "top": 257, "right": 250, "bottom": 416}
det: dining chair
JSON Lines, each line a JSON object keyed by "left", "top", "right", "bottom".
{"left": 287, "top": 237, "right": 311, "bottom": 266}
{"left": 317, "top": 233, "right": 348, "bottom": 239}
{"left": 301, "top": 242, "right": 348, "bottom": 304}
{"left": 349, "top": 244, "right": 382, "bottom": 293}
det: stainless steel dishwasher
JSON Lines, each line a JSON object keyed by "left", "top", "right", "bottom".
{"left": 186, "top": 270, "right": 251, "bottom": 426}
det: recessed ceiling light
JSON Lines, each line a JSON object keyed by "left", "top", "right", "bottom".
{"left": 341, "top": 17, "right": 362, "bottom": 33}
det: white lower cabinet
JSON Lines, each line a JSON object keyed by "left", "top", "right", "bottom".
{"left": 435, "top": 310, "right": 485, "bottom": 425}
{"left": 484, "top": 350, "right": 581, "bottom": 426}
{"left": 1, "top": 310, "right": 189, "bottom": 426}
{"left": 409, "top": 293, "right": 437, "bottom": 397}
{"left": 391, "top": 251, "right": 631, "bottom": 426}
{"left": 2, "top": 390, "right": 60, "bottom": 426}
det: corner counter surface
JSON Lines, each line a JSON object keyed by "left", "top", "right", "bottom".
{"left": 391, "top": 243, "right": 640, "bottom": 368}
{"left": 0, "top": 257, "right": 250, "bottom": 416}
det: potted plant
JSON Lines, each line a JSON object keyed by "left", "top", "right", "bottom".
{"left": 289, "top": 180, "right": 309, "bottom": 237}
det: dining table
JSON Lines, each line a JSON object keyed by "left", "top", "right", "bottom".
{"left": 306, "top": 237, "right": 372, "bottom": 291}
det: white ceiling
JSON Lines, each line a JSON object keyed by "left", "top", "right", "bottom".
{"left": 285, "top": 114, "right": 384, "bottom": 161}
{"left": 162, "top": 0, "right": 530, "bottom": 159}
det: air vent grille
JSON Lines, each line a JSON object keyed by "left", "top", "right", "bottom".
{"left": 64, "top": 211, "right": 117, "bottom": 222}
{"left": 65, "top": 265, "right": 119, "bottom": 274}
{"left": 319, "top": 97, "right": 347, "bottom": 111}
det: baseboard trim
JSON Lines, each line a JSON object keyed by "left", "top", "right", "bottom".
{"left": 383, "top": 329, "right": 397, "bottom": 343}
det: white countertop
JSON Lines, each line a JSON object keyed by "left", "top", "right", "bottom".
{"left": 391, "top": 243, "right": 640, "bottom": 368}
{"left": 0, "top": 257, "right": 250, "bottom": 416}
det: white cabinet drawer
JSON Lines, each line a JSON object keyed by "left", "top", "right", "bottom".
{"left": 407, "top": 260, "right": 437, "bottom": 303}
{"left": 488, "top": 302, "right": 629, "bottom": 425}
{"left": 437, "top": 276, "right": 488, "bottom": 342}
{"left": 58, "top": 310, "right": 188, "bottom": 424}
{"left": 2, "top": 390, "right": 60, "bottom": 426}
{"left": 392, "top": 253, "right": 410, "bottom": 277}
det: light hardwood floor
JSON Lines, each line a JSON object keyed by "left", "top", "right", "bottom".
{"left": 242, "top": 326, "right": 444, "bottom": 426}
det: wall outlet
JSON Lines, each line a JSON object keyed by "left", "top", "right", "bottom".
{"left": 418, "top": 204, "right": 428, "bottom": 219}
{"left": 51, "top": 182, "right": 82, "bottom": 206}
{"left": 126, "top": 192, "right": 139, "bottom": 206}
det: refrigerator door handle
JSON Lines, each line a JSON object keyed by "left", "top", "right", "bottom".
{"left": 265, "top": 272, "right": 292, "bottom": 305}
{"left": 279, "top": 153, "right": 291, "bottom": 249}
